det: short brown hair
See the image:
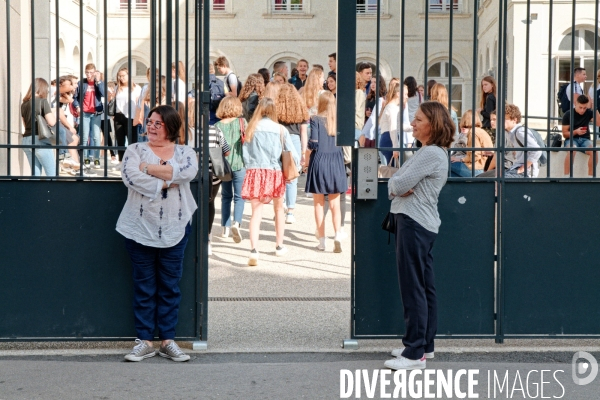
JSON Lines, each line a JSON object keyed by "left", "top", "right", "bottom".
{"left": 297, "top": 59, "right": 309, "bottom": 67}
{"left": 216, "top": 96, "right": 243, "bottom": 119}
{"left": 419, "top": 101, "right": 455, "bottom": 147}
{"left": 214, "top": 56, "right": 229, "bottom": 68}
{"left": 147, "top": 105, "right": 182, "bottom": 143}
{"left": 504, "top": 103, "right": 522, "bottom": 123}
{"left": 85, "top": 63, "right": 96, "bottom": 71}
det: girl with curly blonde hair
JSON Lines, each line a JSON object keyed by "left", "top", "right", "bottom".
{"left": 276, "top": 83, "right": 309, "bottom": 223}
{"left": 238, "top": 73, "right": 265, "bottom": 121}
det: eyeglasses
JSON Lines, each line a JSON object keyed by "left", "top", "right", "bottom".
{"left": 146, "top": 119, "right": 165, "bottom": 129}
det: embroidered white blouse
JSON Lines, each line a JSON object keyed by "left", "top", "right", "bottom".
{"left": 116, "top": 142, "right": 199, "bottom": 248}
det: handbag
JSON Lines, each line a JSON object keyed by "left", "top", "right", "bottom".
{"left": 107, "top": 98, "right": 116, "bottom": 117}
{"left": 378, "top": 157, "right": 399, "bottom": 178}
{"left": 280, "top": 126, "right": 300, "bottom": 181}
{"left": 209, "top": 128, "right": 232, "bottom": 182}
{"left": 549, "top": 126, "right": 563, "bottom": 148}
{"left": 381, "top": 212, "right": 396, "bottom": 244}
{"left": 239, "top": 117, "right": 246, "bottom": 144}
{"left": 36, "top": 115, "right": 56, "bottom": 145}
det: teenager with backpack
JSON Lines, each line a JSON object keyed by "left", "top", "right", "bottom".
{"left": 208, "top": 63, "right": 225, "bottom": 125}
{"left": 587, "top": 69, "right": 600, "bottom": 112}
{"left": 558, "top": 68, "right": 586, "bottom": 116}
{"left": 214, "top": 56, "right": 242, "bottom": 98}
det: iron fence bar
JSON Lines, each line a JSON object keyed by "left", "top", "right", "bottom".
{"left": 151, "top": 0, "right": 157, "bottom": 109}
{"left": 159, "top": 0, "right": 163, "bottom": 103}
{"left": 30, "top": 0, "right": 35, "bottom": 176}
{"left": 79, "top": 0, "right": 84, "bottom": 170}
{"left": 545, "top": 0, "right": 553, "bottom": 178}
{"left": 102, "top": 0, "right": 109, "bottom": 176}
{"left": 568, "top": 0, "right": 575, "bottom": 177}
{"left": 184, "top": 0, "right": 189, "bottom": 145}
{"left": 423, "top": 0, "right": 428, "bottom": 99}
{"left": 399, "top": 0, "right": 405, "bottom": 164}
{"left": 166, "top": 0, "right": 173, "bottom": 107}
{"left": 175, "top": 0, "right": 180, "bottom": 109}
{"left": 127, "top": 0, "right": 132, "bottom": 149}
{"left": 593, "top": 0, "right": 598, "bottom": 177}
{"left": 523, "top": 0, "right": 531, "bottom": 178}
{"left": 495, "top": 0, "right": 508, "bottom": 345}
{"left": 200, "top": 0, "right": 211, "bottom": 341}
{"left": 5, "top": 0, "right": 10, "bottom": 175}
{"left": 470, "top": 0, "right": 479, "bottom": 175}
{"left": 55, "top": 0, "right": 60, "bottom": 175}
{"left": 374, "top": 0, "right": 381, "bottom": 149}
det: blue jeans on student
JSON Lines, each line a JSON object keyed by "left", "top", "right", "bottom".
{"left": 564, "top": 137, "right": 592, "bottom": 152}
{"left": 125, "top": 222, "right": 191, "bottom": 341}
{"left": 285, "top": 134, "right": 302, "bottom": 210}
{"left": 81, "top": 112, "right": 101, "bottom": 160}
{"left": 221, "top": 168, "right": 246, "bottom": 227}
{"left": 22, "top": 135, "right": 56, "bottom": 176}
{"left": 379, "top": 131, "right": 393, "bottom": 166}
{"left": 450, "top": 162, "right": 483, "bottom": 177}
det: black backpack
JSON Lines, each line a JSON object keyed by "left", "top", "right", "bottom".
{"left": 557, "top": 83, "right": 570, "bottom": 115}
{"left": 225, "top": 72, "right": 243, "bottom": 95}
{"left": 209, "top": 74, "right": 225, "bottom": 112}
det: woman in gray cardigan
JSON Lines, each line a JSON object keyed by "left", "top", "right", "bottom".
{"left": 384, "top": 101, "right": 454, "bottom": 371}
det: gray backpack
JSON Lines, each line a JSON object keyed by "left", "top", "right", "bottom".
{"left": 514, "top": 126, "right": 547, "bottom": 166}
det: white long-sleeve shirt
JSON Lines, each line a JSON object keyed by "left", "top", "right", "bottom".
{"left": 116, "top": 143, "right": 199, "bottom": 248}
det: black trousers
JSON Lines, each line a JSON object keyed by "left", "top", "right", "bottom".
{"left": 394, "top": 213, "right": 438, "bottom": 360}
{"left": 113, "top": 112, "right": 137, "bottom": 161}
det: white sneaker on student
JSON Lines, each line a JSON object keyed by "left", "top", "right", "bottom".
{"left": 333, "top": 235, "right": 342, "bottom": 253}
{"left": 275, "top": 246, "right": 288, "bottom": 257}
{"left": 316, "top": 237, "right": 326, "bottom": 251}
{"left": 231, "top": 222, "right": 242, "bottom": 243}
{"left": 391, "top": 348, "right": 434, "bottom": 359}
{"left": 336, "top": 228, "right": 348, "bottom": 241}
{"left": 221, "top": 226, "right": 230, "bottom": 238}
{"left": 285, "top": 213, "right": 296, "bottom": 224}
{"left": 384, "top": 356, "right": 426, "bottom": 370}
{"left": 248, "top": 250, "right": 259, "bottom": 266}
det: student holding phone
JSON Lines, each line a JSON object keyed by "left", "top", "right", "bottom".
{"left": 562, "top": 95, "right": 600, "bottom": 176}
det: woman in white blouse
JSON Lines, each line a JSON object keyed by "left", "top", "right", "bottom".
{"left": 114, "top": 67, "right": 141, "bottom": 161}
{"left": 172, "top": 61, "right": 187, "bottom": 104}
{"left": 116, "top": 105, "right": 198, "bottom": 363}
{"left": 378, "top": 83, "right": 413, "bottom": 165}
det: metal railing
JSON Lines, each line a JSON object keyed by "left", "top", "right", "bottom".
{"left": 270, "top": 0, "right": 304, "bottom": 13}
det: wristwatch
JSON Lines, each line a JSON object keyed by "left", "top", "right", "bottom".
{"left": 142, "top": 165, "right": 149, "bottom": 175}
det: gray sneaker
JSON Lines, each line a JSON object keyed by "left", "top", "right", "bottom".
{"left": 159, "top": 340, "right": 190, "bottom": 362}
{"left": 124, "top": 339, "right": 156, "bottom": 362}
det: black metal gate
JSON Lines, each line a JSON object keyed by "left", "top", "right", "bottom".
{"left": 0, "top": 0, "right": 211, "bottom": 343}
{"left": 337, "top": 0, "right": 600, "bottom": 343}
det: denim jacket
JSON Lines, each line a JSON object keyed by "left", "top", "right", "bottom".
{"left": 73, "top": 80, "right": 106, "bottom": 114}
{"left": 243, "top": 118, "right": 299, "bottom": 170}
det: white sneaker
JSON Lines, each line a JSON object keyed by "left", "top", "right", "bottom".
{"left": 221, "top": 226, "right": 230, "bottom": 238}
{"left": 248, "top": 250, "right": 259, "bottom": 266}
{"left": 111, "top": 157, "right": 120, "bottom": 165}
{"left": 285, "top": 213, "right": 296, "bottom": 224}
{"left": 275, "top": 246, "right": 288, "bottom": 257}
{"left": 231, "top": 222, "right": 242, "bottom": 243}
{"left": 391, "top": 348, "right": 434, "bottom": 359}
{"left": 316, "top": 237, "right": 326, "bottom": 251}
{"left": 333, "top": 238, "right": 342, "bottom": 253}
{"left": 207, "top": 242, "right": 212, "bottom": 256}
{"left": 384, "top": 356, "right": 426, "bottom": 370}
{"left": 336, "top": 229, "right": 348, "bottom": 241}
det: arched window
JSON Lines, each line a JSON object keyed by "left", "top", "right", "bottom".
{"left": 114, "top": 58, "right": 148, "bottom": 84}
{"left": 269, "top": 58, "right": 298, "bottom": 78}
{"left": 557, "top": 28, "right": 600, "bottom": 96}
{"left": 427, "top": 61, "right": 463, "bottom": 115}
{"left": 58, "top": 40, "right": 66, "bottom": 69}
{"left": 87, "top": 52, "right": 94, "bottom": 64}
{"left": 72, "top": 47, "right": 80, "bottom": 71}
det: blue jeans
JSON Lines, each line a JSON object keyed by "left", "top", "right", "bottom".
{"left": 379, "top": 131, "right": 393, "bottom": 166}
{"left": 22, "top": 135, "right": 56, "bottom": 176}
{"left": 81, "top": 112, "right": 101, "bottom": 159}
{"left": 285, "top": 134, "right": 302, "bottom": 209}
{"left": 221, "top": 168, "right": 246, "bottom": 227}
{"left": 564, "top": 137, "right": 592, "bottom": 153}
{"left": 125, "top": 222, "right": 191, "bottom": 340}
{"left": 450, "top": 162, "right": 483, "bottom": 177}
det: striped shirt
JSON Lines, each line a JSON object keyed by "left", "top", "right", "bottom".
{"left": 208, "top": 125, "right": 231, "bottom": 185}
{"left": 388, "top": 146, "right": 448, "bottom": 234}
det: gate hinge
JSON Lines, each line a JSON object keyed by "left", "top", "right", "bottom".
{"left": 202, "top": 91, "right": 211, "bottom": 105}
{"left": 494, "top": 313, "right": 497, "bottom": 320}
{"left": 494, "top": 255, "right": 498, "bottom": 262}
{"left": 199, "top": 302, "right": 203, "bottom": 316}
